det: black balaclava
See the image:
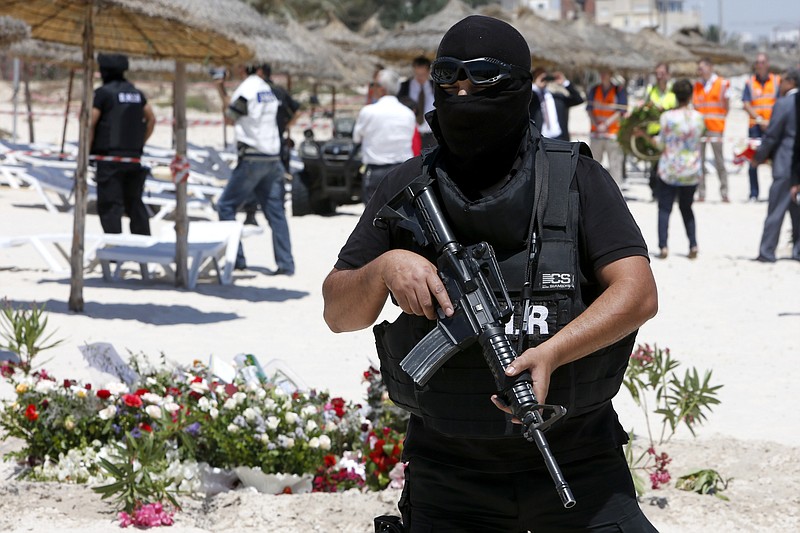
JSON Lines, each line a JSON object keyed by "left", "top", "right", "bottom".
{"left": 98, "top": 53, "right": 128, "bottom": 84}
{"left": 432, "top": 15, "right": 532, "bottom": 195}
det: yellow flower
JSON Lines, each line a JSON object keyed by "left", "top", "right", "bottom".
{"left": 76, "top": 389, "right": 87, "bottom": 399}
{"left": 15, "top": 383, "right": 28, "bottom": 394}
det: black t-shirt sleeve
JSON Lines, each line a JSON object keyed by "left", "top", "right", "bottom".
{"left": 334, "top": 157, "right": 423, "bottom": 271}
{"left": 575, "top": 155, "right": 648, "bottom": 273}
{"left": 92, "top": 88, "right": 111, "bottom": 112}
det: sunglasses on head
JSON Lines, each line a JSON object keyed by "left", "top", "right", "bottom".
{"left": 431, "top": 56, "right": 531, "bottom": 87}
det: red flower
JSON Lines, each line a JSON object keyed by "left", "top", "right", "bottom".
{"left": 96, "top": 389, "right": 112, "bottom": 399}
{"left": 84, "top": 383, "right": 92, "bottom": 390}
{"left": 139, "top": 423, "right": 153, "bottom": 433}
{"left": 323, "top": 454, "right": 337, "bottom": 467}
{"left": 0, "top": 363, "right": 14, "bottom": 379}
{"left": 331, "top": 397, "right": 346, "bottom": 418}
{"left": 122, "top": 394, "right": 143, "bottom": 408}
{"left": 281, "top": 486, "right": 293, "bottom": 494}
{"left": 191, "top": 376, "right": 203, "bottom": 383}
{"left": 166, "top": 386, "right": 182, "bottom": 397}
{"left": 25, "top": 404, "right": 38, "bottom": 422}
{"left": 134, "top": 388, "right": 149, "bottom": 396}
{"left": 224, "top": 383, "right": 238, "bottom": 397}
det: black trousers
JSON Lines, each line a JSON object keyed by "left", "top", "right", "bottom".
{"left": 399, "top": 447, "right": 658, "bottom": 533}
{"left": 95, "top": 161, "right": 151, "bottom": 235}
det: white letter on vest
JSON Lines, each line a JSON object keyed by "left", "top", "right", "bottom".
{"left": 528, "top": 305, "right": 549, "bottom": 335}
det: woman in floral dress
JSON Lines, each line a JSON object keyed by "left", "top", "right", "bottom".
{"left": 654, "top": 78, "right": 706, "bottom": 259}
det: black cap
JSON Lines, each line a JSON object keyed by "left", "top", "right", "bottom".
{"left": 97, "top": 53, "right": 129, "bottom": 72}
{"left": 436, "top": 15, "right": 530, "bottom": 72}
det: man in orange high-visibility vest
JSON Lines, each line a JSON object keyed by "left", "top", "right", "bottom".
{"left": 693, "top": 57, "right": 730, "bottom": 202}
{"left": 587, "top": 69, "right": 628, "bottom": 189}
{"left": 742, "top": 53, "right": 781, "bottom": 202}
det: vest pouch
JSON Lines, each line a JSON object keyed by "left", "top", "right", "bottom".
{"left": 373, "top": 314, "right": 435, "bottom": 417}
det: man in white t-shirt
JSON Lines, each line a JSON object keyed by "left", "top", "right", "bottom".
{"left": 353, "top": 69, "right": 417, "bottom": 204}
{"left": 216, "top": 64, "right": 294, "bottom": 274}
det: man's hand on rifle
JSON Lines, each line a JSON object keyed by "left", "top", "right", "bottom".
{"left": 380, "top": 250, "right": 454, "bottom": 320}
{"left": 490, "top": 344, "right": 558, "bottom": 422}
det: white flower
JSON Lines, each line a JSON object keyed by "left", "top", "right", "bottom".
{"left": 255, "top": 387, "right": 267, "bottom": 399}
{"left": 98, "top": 405, "right": 117, "bottom": 420}
{"left": 325, "top": 421, "right": 338, "bottom": 432}
{"left": 308, "top": 437, "right": 320, "bottom": 449}
{"left": 146, "top": 377, "right": 158, "bottom": 386}
{"left": 277, "top": 435, "right": 295, "bottom": 448}
{"left": 35, "top": 380, "right": 56, "bottom": 393}
{"left": 285, "top": 412, "right": 298, "bottom": 425}
{"left": 164, "top": 402, "right": 181, "bottom": 414}
{"left": 274, "top": 387, "right": 286, "bottom": 397}
{"left": 105, "top": 382, "right": 128, "bottom": 395}
{"left": 145, "top": 405, "right": 162, "bottom": 419}
{"left": 263, "top": 398, "right": 276, "bottom": 409}
{"left": 259, "top": 433, "right": 270, "bottom": 444}
{"left": 306, "top": 420, "right": 318, "bottom": 432}
{"left": 266, "top": 416, "right": 279, "bottom": 430}
{"left": 223, "top": 398, "right": 237, "bottom": 410}
{"left": 243, "top": 407, "right": 258, "bottom": 422}
{"left": 227, "top": 423, "right": 239, "bottom": 433}
{"left": 209, "top": 407, "right": 219, "bottom": 419}
{"left": 189, "top": 380, "right": 209, "bottom": 394}
{"left": 197, "top": 397, "right": 210, "bottom": 411}
{"left": 301, "top": 405, "right": 317, "bottom": 417}
{"left": 282, "top": 401, "right": 292, "bottom": 410}
{"left": 318, "top": 435, "right": 332, "bottom": 450}
{"left": 141, "top": 393, "right": 162, "bottom": 404}
{"left": 232, "top": 392, "right": 247, "bottom": 405}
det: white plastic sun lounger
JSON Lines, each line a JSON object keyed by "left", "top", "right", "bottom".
{"left": 94, "top": 221, "right": 244, "bottom": 289}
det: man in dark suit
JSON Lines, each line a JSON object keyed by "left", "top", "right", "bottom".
{"left": 528, "top": 67, "right": 584, "bottom": 141}
{"left": 752, "top": 69, "right": 800, "bottom": 262}
{"left": 397, "top": 56, "right": 436, "bottom": 149}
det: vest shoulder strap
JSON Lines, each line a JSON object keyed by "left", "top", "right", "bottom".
{"left": 539, "top": 137, "right": 586, "bottom": 228}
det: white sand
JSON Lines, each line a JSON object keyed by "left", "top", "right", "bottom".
{"left": 0, "top": 81, "right": 798, "bottom": 531}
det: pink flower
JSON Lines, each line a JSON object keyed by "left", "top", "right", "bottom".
{"left": 118, "top": 503, "right": 175, "bottom": 528}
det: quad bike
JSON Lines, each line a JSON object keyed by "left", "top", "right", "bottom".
{"left": 291, "top": 116, "right": 363, "bottom": 216}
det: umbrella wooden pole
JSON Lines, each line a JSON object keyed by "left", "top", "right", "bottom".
{"left": 69, "top": 1, "right": 94, "bottom": 312}
{"left": 23, "top": 63, "right": 34, "bottom": 143}
{"left": 60, "top": 69, "right": 75, "bottom": 159}
{"left": 173, "top": 61, "right": 189, "bottom": 288}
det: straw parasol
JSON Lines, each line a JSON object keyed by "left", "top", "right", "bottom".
{"left": 670, "top": 27, "right": 747, "bottom": 66}
{"left": 562, "top": 16, "right": 652, "bottom": 73}
{"left": 621, "top": 27, "right": 699, "bottom": 76}
{"left": 515, "top": 10, "right": 579, "bottom": 69}
{"left": 368, "top": 0, "right": 479, "bottom": 62}
{"left": 0, "top": 0, "right": 253, "bottom": 311}
{"left": 316, "top": 14, "right": 369, "bottom": 52}
{"left": 0, "top": 16, "right": 30, "bottom": 47}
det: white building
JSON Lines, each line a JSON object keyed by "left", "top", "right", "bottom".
{"left": 595, "top": 0, "right": 701, "bottom": 34}
{"left": 502, "top": 0, "right": 562, "bottom": 21}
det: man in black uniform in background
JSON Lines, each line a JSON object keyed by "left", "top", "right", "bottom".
{"left": 323, "top": 16, "right": 659, "bottom": 532}
{"left": 89, "top": 53, "right": 155, "bottom": 235}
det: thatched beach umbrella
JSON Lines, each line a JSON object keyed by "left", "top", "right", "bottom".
{"left": 515, "top": 11, "right": 580, "bottom": 69}
{"left": 0, "top": 0, "right": 252, "bottom": 311}
{"left": 670, "top": 27, "right": 747, "bottom": 67}
{"left": 0, "top": 16, "right": 29, "bottom": 47}
{"left": 563, "top": 16, "right": 652, "bottom": 74}
{"left": 621, "top": 28, "right": 699, "bottom": 76}
{"left": 369, "top": 0, "right": 478, "bottom": 62}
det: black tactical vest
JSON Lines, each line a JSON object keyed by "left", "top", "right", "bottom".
{"left": 91, "top": 80, "right": 147, "bottom": 157}
{"left": 373, "top": 129, "right": 636, "bottom": 439}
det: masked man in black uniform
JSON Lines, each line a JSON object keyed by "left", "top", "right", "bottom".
{"left": 90, "top": 53, "right": 156, "bottom": 235}
{"left": 323, "top": 16, "right": 659, "bottom": 532}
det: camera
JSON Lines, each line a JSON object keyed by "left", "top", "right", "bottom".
{"left": 209, "top": 67, "right": 227, "bottom": 80}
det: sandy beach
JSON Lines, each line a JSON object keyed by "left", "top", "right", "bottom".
{"left": 1, "top": 82, "right": 799, "bottom": 531}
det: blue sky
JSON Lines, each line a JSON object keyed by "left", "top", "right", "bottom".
{"left": 691, "top": 0, "right": 798, "bottom": 38}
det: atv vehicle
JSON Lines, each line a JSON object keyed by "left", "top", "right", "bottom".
{"left": 291, "top": 116, "right": 363, "bottom": 216}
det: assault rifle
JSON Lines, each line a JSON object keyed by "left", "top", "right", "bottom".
{"left": 374, "top": 177, "right": 576, "bottom": 509}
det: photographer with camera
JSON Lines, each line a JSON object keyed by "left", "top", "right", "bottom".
{"left": 214, "top": 63, "right": 295, "bottom": 275}
{"left": 528, "top": 67, "right": 583, "bottom": 141}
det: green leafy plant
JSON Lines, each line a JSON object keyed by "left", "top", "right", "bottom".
{"left": 93, "top": 431, "right": 179, "bottom": 514}
{"left": 623, "top": 343, "right": 724, "bottom": 495}
{"left": 676, "top": 468, "right": 731, "bottom": 500}
{"left": 0, "top": 300, "right": 63, "bottom": 374}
